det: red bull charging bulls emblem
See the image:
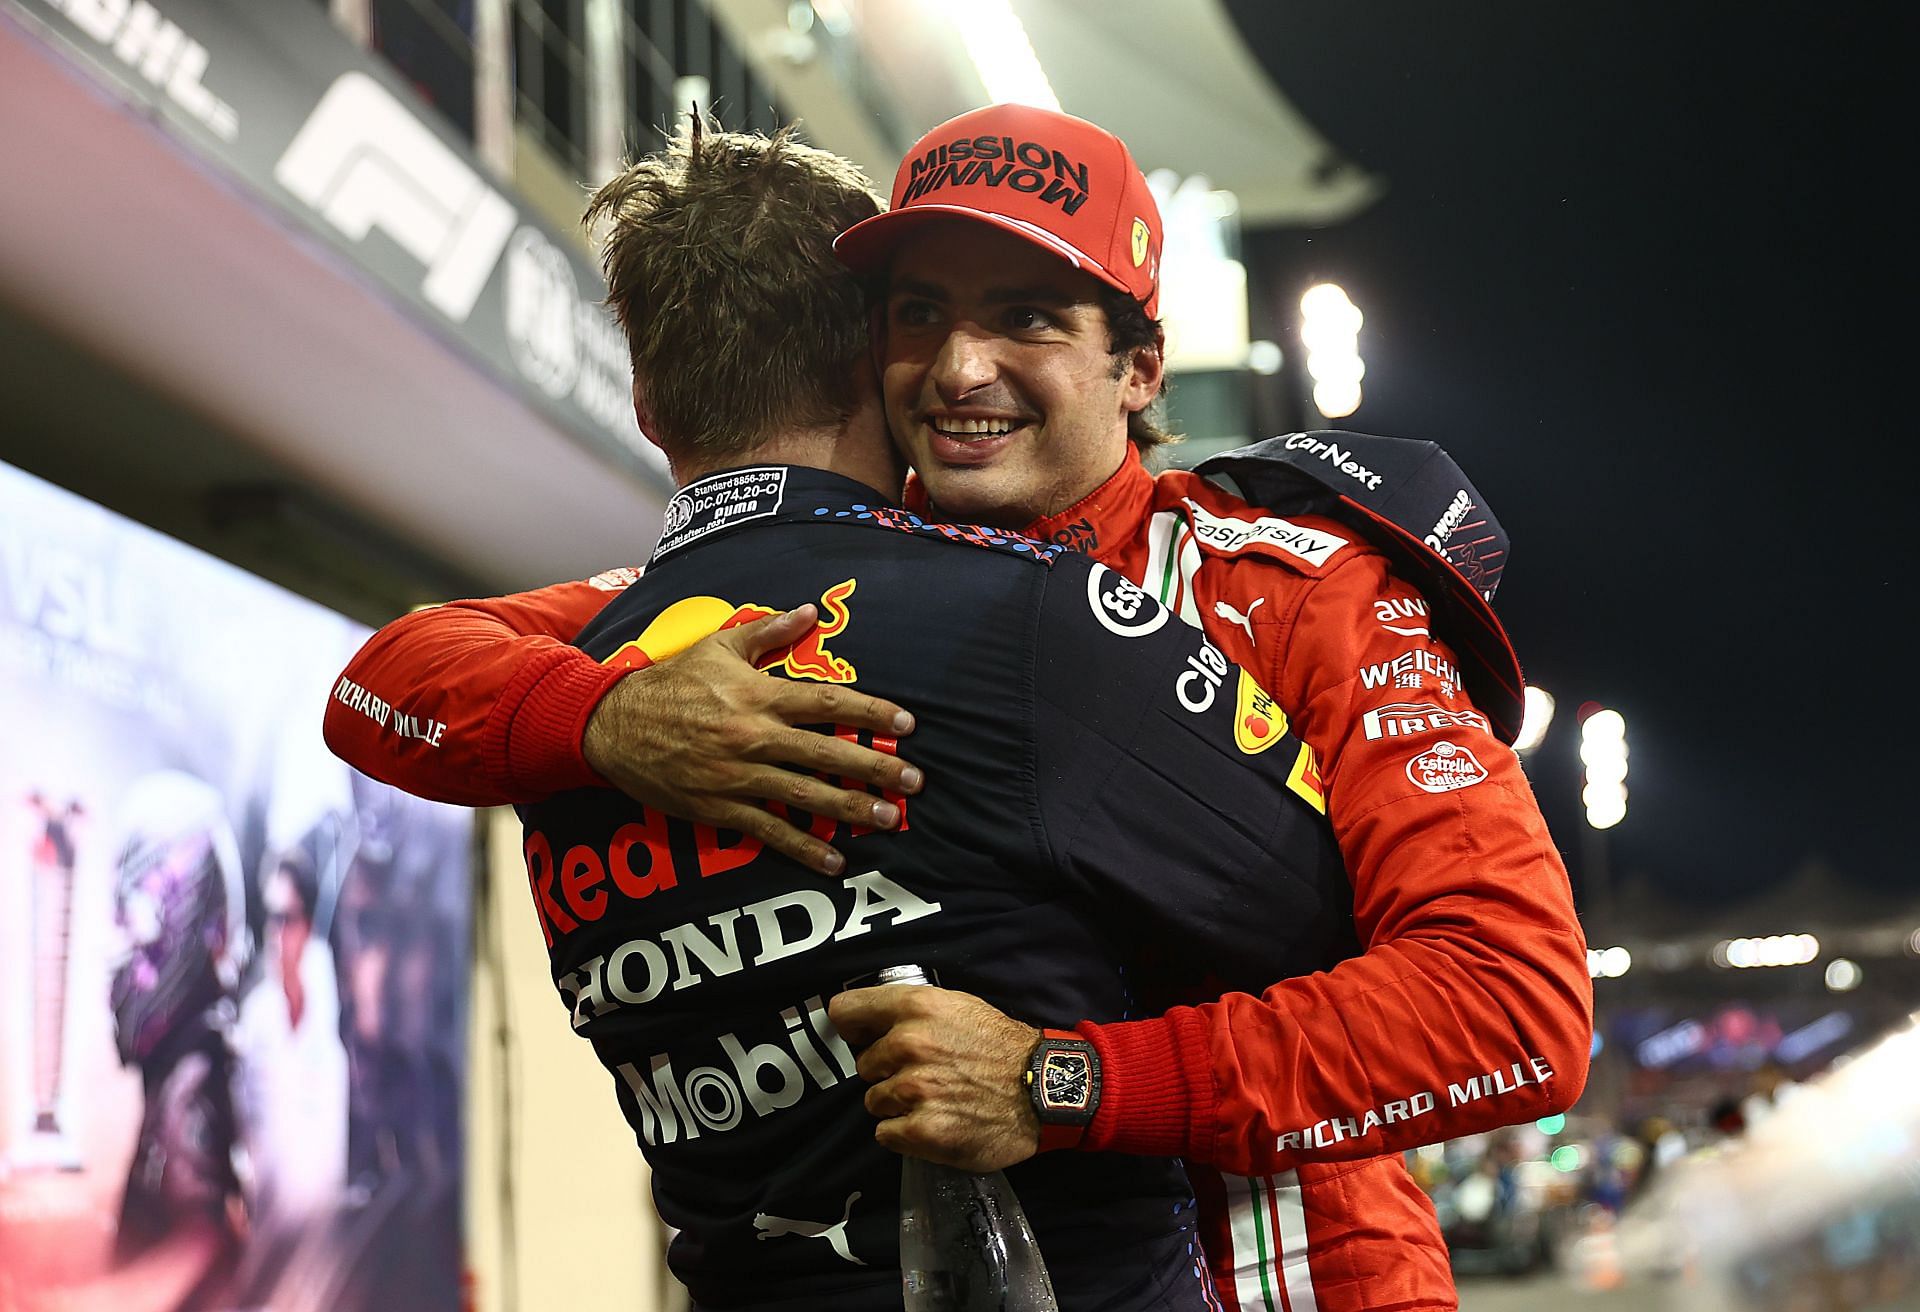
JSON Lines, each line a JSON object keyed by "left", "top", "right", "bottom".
{"left": 604, "top": 579, "right": 860, "bottom": 684}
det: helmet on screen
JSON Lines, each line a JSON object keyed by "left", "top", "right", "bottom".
{"left": 108, "top": 770, "right": 249, "bottom": 1065}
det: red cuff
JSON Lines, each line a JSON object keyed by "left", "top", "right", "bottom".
{"left": 484, "top": 647, "right": 628, "bottom": 798}
{"left": 1075, "top": 1011, "right": 1218, "bottom": 1160}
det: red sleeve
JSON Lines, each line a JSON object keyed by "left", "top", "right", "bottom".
{"left": 1078, "top": 546, "right": 1591, "bottom": 1174}
{"left": 322, "top": 576, "right": 632, "bottom": 806}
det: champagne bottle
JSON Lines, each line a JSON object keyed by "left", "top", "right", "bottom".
{"left": 882, "top": 964, "right": 1060, "bottom": 1312}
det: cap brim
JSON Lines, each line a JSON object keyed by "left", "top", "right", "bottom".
{"left": 834, "top": 204, "right": 1133, "bottom": 301}
{"left": 1333, "top": 495, "right": 1526, "bottom": 745}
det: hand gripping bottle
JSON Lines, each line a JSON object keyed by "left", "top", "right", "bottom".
{"left": 882, "top": 964, "right": 1060, "bottom": 1312}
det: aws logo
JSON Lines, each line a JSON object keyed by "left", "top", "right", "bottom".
{"left": 605, "top": 579, "right": 859, "bottom": 683}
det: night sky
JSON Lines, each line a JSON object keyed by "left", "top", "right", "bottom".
{"left": 1222, "top": 4, "right": 1899, "bottom": 909}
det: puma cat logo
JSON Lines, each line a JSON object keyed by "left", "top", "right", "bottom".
{"left": 753, "top": 1190, "right": 866, "bottom": 1266}
{"left": 1213, "top": 596, "right": 1265, "bottom": 644}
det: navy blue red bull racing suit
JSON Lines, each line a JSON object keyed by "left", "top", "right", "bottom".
{"left": 472, "top": 464, "right": 1351, "bottom": 1309}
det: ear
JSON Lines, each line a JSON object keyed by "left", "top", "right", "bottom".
{"left": 631, "top": 377, "right": 664, "bottom": 450}
{"left": 1119, "top": 326, "right": 1166, "bottom": 415}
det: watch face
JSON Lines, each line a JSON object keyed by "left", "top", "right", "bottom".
{"left": 1041, "top": 1050, "right": 1092, "bottom": 1112}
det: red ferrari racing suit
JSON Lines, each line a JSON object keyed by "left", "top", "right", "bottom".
{"left": 324, "top": 446, "right": 1591, "bottom": 1312}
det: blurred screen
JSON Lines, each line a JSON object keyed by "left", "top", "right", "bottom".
{"left": 0, "top": 460, "right": 471, "bottom": 1312}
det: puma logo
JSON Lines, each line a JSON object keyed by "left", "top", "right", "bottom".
{"left": 753, "top": 1190, "right": 866, "bottom": 1266}
{"left": 1213, "top": 596, "right": 1265, "bottom": 644}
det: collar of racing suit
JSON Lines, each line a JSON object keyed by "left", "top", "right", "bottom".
{"left": 1022, "top": 444, "right": 1155, "bottom": 554}
{"left": 898, "top": 445, "right": 1154, "bottom": 553}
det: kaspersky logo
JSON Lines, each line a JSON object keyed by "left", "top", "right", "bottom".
{"left": 605, "top": 580, "right": 859, "bottom": 683}
{"left": 901, "top": 136, "right": 1090, "bottom": 214}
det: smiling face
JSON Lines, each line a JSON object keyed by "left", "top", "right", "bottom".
{"left": 880, "top": 220, "right": 1162, "bottom": 527}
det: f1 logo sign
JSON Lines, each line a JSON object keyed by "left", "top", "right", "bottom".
{"left": 274, "top": 72, "right": 515, "bottom": 322}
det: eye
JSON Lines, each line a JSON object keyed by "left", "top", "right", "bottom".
{"left": 891, "top": 298, "right": 940, "bottom": 328}
{"left": 1005, "top": 306, "right": 1054, "bottom": 332}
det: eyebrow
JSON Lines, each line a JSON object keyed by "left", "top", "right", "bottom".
{"left": 889, "top": 278, "right": 1086, "bottom": 308}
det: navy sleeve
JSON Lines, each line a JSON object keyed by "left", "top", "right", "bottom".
{"left": 1031, "top": 554, "right": 1354, "bottom": 997}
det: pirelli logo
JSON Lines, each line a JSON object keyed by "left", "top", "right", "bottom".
{"left": 1360, "top": 703, "right": 1490, "bottom": 740}
{"left": 1287, "top": 742, "right": 1326, "bottom": 814}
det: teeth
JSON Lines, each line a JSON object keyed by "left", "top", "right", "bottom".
{"left": 932, "top": 417, "right": 1017, "bottom": 437}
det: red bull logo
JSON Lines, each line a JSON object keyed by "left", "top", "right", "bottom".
{"left": 604, "top": 578, "right": 860, "bottom": 684}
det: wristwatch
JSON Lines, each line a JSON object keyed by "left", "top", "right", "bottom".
{"left": 1024, "top": 1030, "right": 1101, "bottom": 1152}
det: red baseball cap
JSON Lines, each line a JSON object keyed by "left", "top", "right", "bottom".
{"left": 835, "top": 104, "right": 1164, "bottom": 318}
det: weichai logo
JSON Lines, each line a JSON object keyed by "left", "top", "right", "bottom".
{"left": 901, "top": 136, "right": 1090, "bottom": 215}
{"left": 605, "top": 579, "right": 859, "bottom": 683}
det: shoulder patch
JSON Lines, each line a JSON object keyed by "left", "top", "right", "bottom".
{"left": 1181, "top": 499, "right": 1349, "bottom": 571}
{"left": 586, "top": 566, "right": 643, "bottom": 592}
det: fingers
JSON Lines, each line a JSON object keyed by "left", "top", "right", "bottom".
{"left": 828, "top": 984, "right": 918, "bottom": 1049}
{"left": 705, "top": 800, "right": 845, "bottom": 876}
{"left": 723, "top": 605, "right": 820, "bottom": 666}
{"left": 736, "top": 763, "right": 905, "bottom": 833}
{"left": 761, "top": 724, "right": 923, "bottom": 796}
{"left": 768, "top": 680, "right": 916, "bottom": 741}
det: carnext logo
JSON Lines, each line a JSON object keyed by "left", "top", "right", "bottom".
{"left": 1284, "top": 434, "right": 1384, "bottom": 490}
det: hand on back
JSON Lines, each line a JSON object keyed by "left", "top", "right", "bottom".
{"left": 583, "top": 604, "right": 924, "bottom": 875}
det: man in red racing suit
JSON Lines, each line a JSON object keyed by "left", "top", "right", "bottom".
{"left": 325, "top": 108, "right": 1590, "bottom": 1312}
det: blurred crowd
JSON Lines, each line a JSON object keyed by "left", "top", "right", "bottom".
{"left": 1410, "top": 1026, "right": 1920, "bottom": 1311}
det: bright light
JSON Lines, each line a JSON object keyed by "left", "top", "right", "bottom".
{"left": 923, "top": 0, "right": 1059, "bottom": 110}
{"left": 1300, "top": 283, "right": 1362, "bottom": 329}
{"left": 1300, "top": 283, "right": 1365, "bottom": 419}
{"left": 673, "top": 75, "right": 711, "bottom": 121}
{"left": 1513, "top": 686, "right": 1556, "bottom": 753}
{"left": 1312, "top": 379, "right": 1363, "bottom": 419}
{"left": 1549, "top": 1145, "right": 1586, "bottom": 1173}
{"left": 1584, "top": 708, "right": 1626, "bottom": 741}
{"left": 1246, "top": 340, "right": 1283, "bottom": 375}
{"left": 1581, "top": 705, "right": 1628, "bottom": 829}
{"left": 1716, "top": 934, "right": 1822, "bottom": 968}
{"left": 1587, "top": 945, "right": 1633, "bottom": 978}
{"left": 1535, "top": 1113, "right": 1567, "bottom": 1135}
{"left": 1825, "top": 958, "right": 1862, "bottom": 992}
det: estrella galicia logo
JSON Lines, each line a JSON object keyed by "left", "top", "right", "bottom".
{"left": 1405, "top": 740, "right": 1489, "bottom": 793}
{"left": 1087, "top": 564, "right": 1170, "bottom": 638}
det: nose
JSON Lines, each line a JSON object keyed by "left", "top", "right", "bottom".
{"left": 928, "top": 323, "right": 1000, "bottom": 402}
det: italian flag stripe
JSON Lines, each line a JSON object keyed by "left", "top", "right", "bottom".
{"left": 1219, "top": 1171, "right": 1318, "bottom": 1312}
